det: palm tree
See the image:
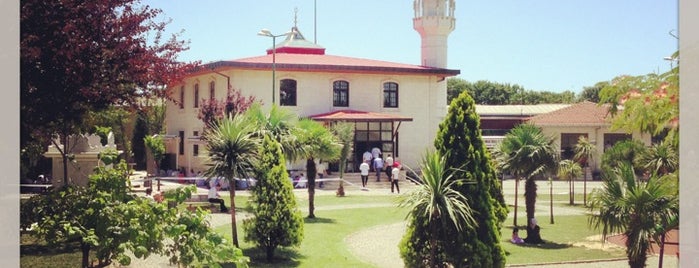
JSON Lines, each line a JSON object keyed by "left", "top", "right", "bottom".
{"left": 246, "top": 103, "right": 306, "bottom": 162}
{"left": 557, "top": 159, "right": 582, "bottom": 205}
{"left": 637, "top": 140, "right": 678, "bottom": 177}
{"left": 202, "top": 113, "right": 259, "bottom": 247}
{"left": 330, "top": 122, "right": 354, "bottom": 196}
{"left": 399, "top": 151, "right": 476, "bottom": 267}
{"left": 573, "top": 136, "right": 596, "bottom": 205}
{"left": 296, "top": 119, "right": 341, "bottom": 218}
{"left": 588, "top": 164, "right": 678, "bottom": 268}
{"left": 494, "top": 124, "right": 557, "bottom": 226}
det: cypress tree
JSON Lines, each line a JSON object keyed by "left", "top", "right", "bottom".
{"left": 243, "top": 135, "right": 304, "bottom": 261}
{"left": 433, "top": 91, "right": 508, "bottom": 267}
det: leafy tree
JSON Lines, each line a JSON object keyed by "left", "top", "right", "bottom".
{"left": 433, "top": 91, "right": 508, "bottom": 267}
{"left": 330, "top": 122, "right": 354, "bottom": 196}
{"left": 494, "top": 123, "right": 557, "bottom": 227}
{"left": 21, "top": 0, "right": 196, "bottom": 185}
{"left": 599, "top": 57, "right": 679, "bottom": 145}
{"left": 573, "top": 136, "right": 597, "bottom": 205}
{"left": 197, "top": 86, "right": 257, "bottom": 128}
{"left": 588, "top": 164, "right": 678, "bottom": 268}
{"left": 243, "top": 135, "right": 304, "bottom": 261}
{"left": 399, "top": 151, "right": 476, "bottom": 267}
{"left": 203, "top": 113, "right": 259, "bottom": 247}
{"left": 21, "top": 158, "right": 244, "bottom": 268}
{"left": 601, "top": 139, "right": 647, "bottom": 177}
{"left": 557, "top": 160, "right": 582, "bottom": 205}
{"left": 296, "top": 119, "right": 341, "bottom": 218}
{"left": 578, "top": 81, "right": 608, "bottom": 103}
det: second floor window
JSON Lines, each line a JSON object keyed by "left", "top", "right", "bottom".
{"left": 280, "top": 79, "right": 297, "bottom": 106}
{"left": 179, "top": 86, "right": 184, "bottom": 109}
{"left": 333, "top": 80, "right": 349, "bottom": 107}
{"left": 383, "top": 82, "right": 399, "bottom": 108}
{"left": 209, "top": 81, "right": 215, "bottom": 100}
{"left": 194, "top": 84, "right": 199, "bottom": 108}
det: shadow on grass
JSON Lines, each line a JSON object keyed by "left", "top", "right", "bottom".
{"left": 514, "top": 241, "right": 572, "bottom": 250}
{"left": 240, "top": 246, "right": 304, "bottom": 268}
{"left": 21, "top": 233, "right": 82, "bottom": 255}
{"left": 304, "top": 217, "right": 336, "bottom": 224}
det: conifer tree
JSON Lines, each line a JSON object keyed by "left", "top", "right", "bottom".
{"left": 433, "top": 91, "right": 508, "bottom": 267}
{"left": 243, "top": 135, "right": 304, "bottom": 261}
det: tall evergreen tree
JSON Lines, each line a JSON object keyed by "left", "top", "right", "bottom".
{"left": 243, "top": 135, "right": 304, "bottom": 261}
{"left": 432, "top": 91, "right": 508, "bottom": 267}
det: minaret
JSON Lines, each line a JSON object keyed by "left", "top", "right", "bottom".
{"left": 413, "top": 0, "right": 455, "bottom": 68}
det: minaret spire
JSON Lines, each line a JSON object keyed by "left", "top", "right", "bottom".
{"left": 293, "top": 7, "right": 299, "bottom": 28}
{"left": 413, "top": 0, "right": 456, "bottom": 68}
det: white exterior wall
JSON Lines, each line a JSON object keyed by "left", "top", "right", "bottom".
{"left": 165, "top": 68, "right": 446, "bottom": 173}
{"left": 538, "top": 125, "right": 652, "bottom": 171}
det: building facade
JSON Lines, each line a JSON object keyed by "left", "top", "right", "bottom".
{"left": 163, "top": 1, "right": 459, "bottom": 174}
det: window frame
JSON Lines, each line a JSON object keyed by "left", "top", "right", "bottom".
{"left": 209, "top": 81, "right": 215, "bottom": 100}
{"left": 179, "top": 86, "right": 185, "bottom": 109}
{"left": 383, "top": 82, "right": 399, "bottom": 108}
{"left": 280, "top": 79, "right": 297, "bottom": 106}
{"left": 333, "top": 80, "right": 350, "bottom": 107}
{"left": 194, "top": 83, "right": 199, "bottom": 108}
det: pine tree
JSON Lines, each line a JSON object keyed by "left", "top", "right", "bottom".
{"left": 243, "top": 135, "right": 304, "bottom": 261}
{"left": 433, "top": 91, "right": 508, "bottom": 267}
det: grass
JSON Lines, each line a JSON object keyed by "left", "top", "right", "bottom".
{"left": 20, "top": 233, "right": 95, "bottom": 268}
{"left": 216, "top": 195, "right": 406, "bottom": 268}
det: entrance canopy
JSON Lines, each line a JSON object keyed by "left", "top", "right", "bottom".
{"left": 309, "top": 109, "right": 413, "bottom": 122}
{"left": 309, "top": 110, "right": 412, "bottom": 171}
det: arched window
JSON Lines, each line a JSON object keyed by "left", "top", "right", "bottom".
{"left": 194, "top": 83, "right": 199, "bottom": 108}
{"left": 179, "top": 86, "right": 184, "bottom": 109}
{"left": 280, "top": 79, "right": 297, "bottom": 106}
{"left": 333, "top": 80, "right": 349, "bottom": 107}
{"left": 383, "top": 82, "right": 399, "bottom": 108}
{"left": 209, "top": 81, "right": 215, "bottom": 100}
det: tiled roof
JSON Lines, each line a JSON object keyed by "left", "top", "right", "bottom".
{"left": 203, "top": 53, "right": 460, "bottom": 76}
{"left": 476, "top": 104, "right": 571, "bottom": 116}
{"left": 526, "top": 101, "right": 613, "bottom": 126}
{"left": 309, "top": 110, "right": 413, "bottom": 122}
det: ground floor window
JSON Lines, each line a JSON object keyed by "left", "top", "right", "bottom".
{"left": 603, "top": 133, "right": 633, "bottom": 151}
{"left": 560, "top": 133, "right": 587, "bottom": 160}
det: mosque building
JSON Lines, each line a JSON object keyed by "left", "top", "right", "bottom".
{"left": 163, "top": 0, "right": 459, "bottom": 173}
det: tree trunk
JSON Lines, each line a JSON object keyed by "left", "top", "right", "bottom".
{"left": 524, "top": 178, "right": 537, "bottom": 224}
{"left": 307, "top": 158, "right": 317, "bottom": 218}
{"left": 429, "top": 221, "right": 437, "bottom": 268}
{"left": 549, "top": 179, "right": 554, "bottom": 224}
{"left": 658, "top": 231, "right": 666, "bottom": 268}
{"left": 514, "top": 177, "right": 519, "bottom": 226}
{"left": 81, "top": 240, "right": 90, "bottom": 268}
{"left": 62, "top": 133, "right": 70, "bottom": 186}
{"left": 266, "top": 244, "right": 274, "bottom": 261}
{"left": 583, "top": 166, "right": 588, "bottom": 206}
{"left": 228, "top": 178, "right": 239, "bottom": 247}
{"left": 571, "top": 175, "right": 575, "bottom": 205}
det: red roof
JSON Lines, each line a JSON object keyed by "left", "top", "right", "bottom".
{"left": 527, "top": 101, "right": 613, "bottom": 126}
{"left": 203, "top": 53, "right": 460, "bottom": 76}
{"left": 309, "top": 110, "right": 413, "bottom": 122}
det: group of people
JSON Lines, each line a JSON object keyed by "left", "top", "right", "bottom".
{"left": 511, "top": 218, "right": 544, "bottom": 245}
{"left": 359, "top": 148, "right": 403, "bottom": 193}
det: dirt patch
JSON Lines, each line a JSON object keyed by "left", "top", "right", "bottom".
{"left": 345, "top": 222, "right": 406, "bottom": 268}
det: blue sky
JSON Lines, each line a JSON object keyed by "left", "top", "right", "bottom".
{"left": 143, "top": 0, "right": 678, "bottom": 93}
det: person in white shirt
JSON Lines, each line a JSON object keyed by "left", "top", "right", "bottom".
{"left": 359, "top": 160, "right": 370, "bottom": 187}
{"left": 295, "top": 173, "right": 307, "bottom": 188}
{"left": 208, "top": 179, "right": 229, "bottom": 213}
{"left": 391, "top": 165, "right": 401, "bottom": 193}
{"left": 384, "top": 154, "right": 394, "bottom": 180}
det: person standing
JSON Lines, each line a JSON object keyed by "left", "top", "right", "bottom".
{"left": 316, "top": 160, "right": 327, "bottom": 188}
{"left": 384, "top": 154, "right": 394, "bottom": 181}
{"left": 359, "top": 160, "right": 370, "bottom": 188}
{"left": 391, "top": 165, "right": 401, "bottom": 193}
{"left": 373, "top": 156, "right": 384, "bottom": 182}
{"left": 208, "top": 179, "right": 229, "bottom": 213}
{"left": 371, "top": 147, "right": 381, "bottom": 161}
{"left": 363, "top": 150, "right": 373, "bottom": 171}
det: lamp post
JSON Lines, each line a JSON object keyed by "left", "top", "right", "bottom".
{"left": 257, "top": 29, "right": 292, "bottom": 106}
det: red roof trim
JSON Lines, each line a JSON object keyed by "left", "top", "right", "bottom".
{"left": 267, "top": 47, "right": 326, "bottom": 55}
{"left": 309, "top": 110, "right": 413, "bottom": 122}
